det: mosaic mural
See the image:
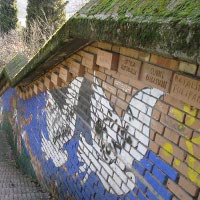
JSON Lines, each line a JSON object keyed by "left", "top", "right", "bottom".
{"left": 0, "top": 76, "right": 186, "bottom": 200}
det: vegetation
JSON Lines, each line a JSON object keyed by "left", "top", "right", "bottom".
{"left": 26, "top": 0, "right": 67, "bottom": 33}
{"left": 0, "top": 0, "right": 18, "bottom": 33}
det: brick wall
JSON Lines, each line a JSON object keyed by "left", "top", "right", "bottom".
{"left": 0, "top": 42, "right": 200, "bottom": 200}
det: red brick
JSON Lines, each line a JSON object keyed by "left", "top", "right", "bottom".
{"left": 84, "top": 46, "right": 99, "bottom": 54}
{"left": 179, "top": 175, "right": 199, "bottom": 197}
{"left": 167, "top": 179, "right": 193, "bottom": 200}
{"left": 106, "top": 75, "right": 114, "bottom": 85}
{"left": 155, "top": 134, "right": 186, "bottom": 161}
{"left": 150, "top": 119, "right": 164, "bottom": 134}
{"left": 150, "top": 54, "right": 179, "bottom": 70}
{"left": 116, "top": 98, "right": 128, "bottom": 110}
{"left": 129, "top": 79, "right": 147, "bottom": 90}
{"left": 85, "top": 72, "right": 94, "bottom": 83}
{"left": 97, "top": 42, "right": 112, "bottom": 50}
{"left": 120, "top": 47, "right": 139, "bottom": 59}
{"left": 114, "top": 80, "right": 132, "bottom": 94}
{"left": 96, "top": 49, "right": 119, "bottom": 70}
{"left": 117, "top": 90, "right": 126, "bottom": 101}
{"left": 152, "top": 109, "right": 161, "bottom": 121}
{"left": 96, "top": 71, "right": 106, "bottom": 81}
{"left": 155, "top": 100, "right": 169, "bottom": 114}
{"left": 160, "top": 113, "right": 193, "bottom": 139}
{"left": 105, "top": 69, "right": 120, "bottom": 79}
{"left": 149, "top": 140, "right": 159, "bottom": 154}
{"left": 102, "top": 82, "right": 117, "bottom": 95}
{"left": 164, "top": 128, "right": 180, "bottom": 144}
{"left": 118, "top": 74, "right": 130, "bottom": 84}
{"left": 150, "top": 129, "right": 156, "bottom": 140}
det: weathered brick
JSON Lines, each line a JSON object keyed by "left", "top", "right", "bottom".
{"left": 96, "top": 49, "right": 119, "bottom": 70}
{"left": 155, "top": 134, "right": 186, "bottom": 161}
{"left": 102, "top": 82, "right": 117, "bottom": 95}
{"left": 167, "top": 179, "right": 193, "bottom": 200}
{"left": 150, "top": 129, "right": 156, "bottom": 140}
{"left": 116, "top": 98, "right": 128, "bottom": 110}
{"left": 179, "top": 61, "right": 197, "bottom": 75}
{"left": 118, "top": 74, "right": 130, "bottom": 84}
{"left": 106, "top": 75, "right": 114, "bottom": 85}
{"left": 179, "top": 175, "right": 199, "bottom": 197}
{"left": 168, "top": 107, "right": 185, "bottom": 122}
{"left": 152, "top": 109, "right": 161, "bottom": 121}
{"left": 138, "top": 51, "right": 150, "bottom": 62}
{"left": 104, "top": 69, "right": 120, "bottom": 79}
{"left": 84, "top": 46, "right": 99, "bottom": 54}
{"left": 160, "top": 113, "right": 193, "bottom": 139}
{"left": 120, "top": 47, "right": 139, "bottom": 58}
{"left": 96, "top": 71, "right": 106, "bottom": 81}
{"left": 164, "top": 128, "right": 180, "bottom": 144}
{"left": 150, "top": 54, "right": 179, "bottom": 70}
{"left": 155, "top": 100, "right": 169, "bottom": 114}
{"left": 114, "top": 80, "right": 132, "bottom": 94}
{"left": 111, "top": 45, "right": 120, "bottom": 53}
{"left": 97, "top": 42, "right": 112, "bottom": 50}
{"left": 129, "top": 79, "right": 147, "bottom": 90}
{"left": 117, "top": 90, "right": 126, "bottom": 100}
{"left": 84, "top": 72, "right": 94, "bottom": 83}
{"left": 149, "top": 141, "right": 159, "bottom": 154}
{"left": 150, "top": 119, "right": 165, "bottom": 134}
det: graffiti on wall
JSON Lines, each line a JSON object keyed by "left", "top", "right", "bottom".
{"left": 2, "top": 75, "right": 193, "bottom": 199}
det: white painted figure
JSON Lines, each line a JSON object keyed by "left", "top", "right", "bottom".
{"left": 77, "top": 76, "right": 164, "bottom": 195}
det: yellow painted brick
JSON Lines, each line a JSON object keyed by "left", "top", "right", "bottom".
{"left": 179, "top": 61, "right": 197, "bottom": 75}
{"left": 168, "top": 107, "right": 185, "bottom": 122}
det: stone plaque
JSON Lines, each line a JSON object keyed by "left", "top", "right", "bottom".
{"left": 118, "top": 55, "right": 141, "bottom": 79}
{"left": 96, "top": 49, "right": 119, "bottom": 70}
{"left": 140, "top": 63, "right": 173, "bottom": 92}
{"left": 170, "top": 74, "right": 200, "bottom": 109}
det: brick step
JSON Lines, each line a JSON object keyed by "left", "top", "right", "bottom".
{"left": 0, "top": 192, "right": 50, "bottom": 200}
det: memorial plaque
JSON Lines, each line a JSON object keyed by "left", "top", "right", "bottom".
{"left": 140, "top": 63, "right": 173, "bottom": 92}
{"left": 170, "top": 74, "right": 200, "bottom": 109}
{"left": 96, "top": 49, "right": 119, "bottom": 70}
{"left": 118, "top": 55, "right": 141, "bottom": 79}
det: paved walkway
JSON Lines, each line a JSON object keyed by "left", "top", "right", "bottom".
{"left": 0, "top": 131, "right": 50, "bottom": 200}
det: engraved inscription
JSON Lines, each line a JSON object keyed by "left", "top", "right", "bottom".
{"left": 170, "top": 74, "right": 200, "bottom": 109}
{"left": 140, "top": 63, "right": 173, "bottom": 92}
{"left": 118, "top": 55, "right": 141, "bottom": 79}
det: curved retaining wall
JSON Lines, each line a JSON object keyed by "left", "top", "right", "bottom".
{"left": 0, "top": 42, "right": 200, "bottom": 200}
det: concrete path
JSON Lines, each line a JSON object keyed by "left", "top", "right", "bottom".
{"left": 0, "top": 131, "right": 50, "bottom": 200}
